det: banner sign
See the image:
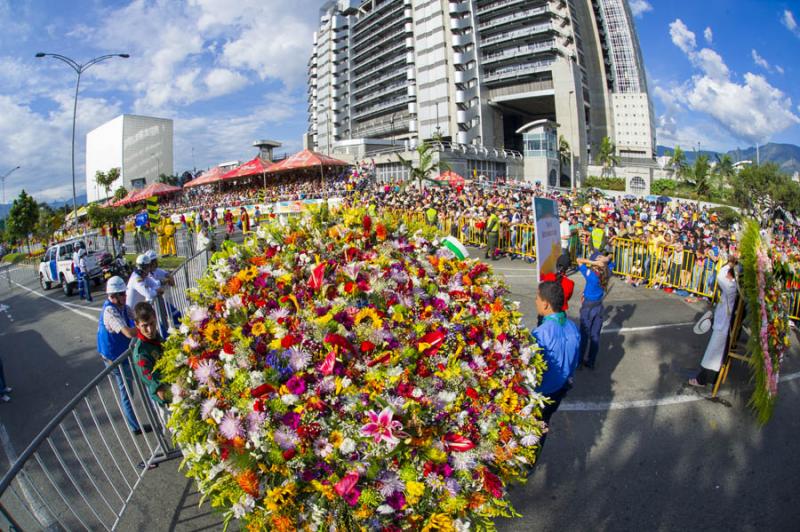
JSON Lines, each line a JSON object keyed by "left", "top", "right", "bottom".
{"left": 147, "top": 196, "right": 160, "bottom": 225}
{"left": 135, "top": 212, "right": 149, "bottom": 228}
{"left": 533, "top": 197, "right": 561, "bottom": 280}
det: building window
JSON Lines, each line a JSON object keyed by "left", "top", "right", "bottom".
{"left": 630, "top": 176, "right": 646, "bottom": 194}
{"left": 548, "top": 169, "right": 557, "bottom": 187}
{"left": 131, "top": 178, "right": 146, "bottom": 189}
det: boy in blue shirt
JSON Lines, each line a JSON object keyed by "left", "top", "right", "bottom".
{"left": 576, "top": 251, "right": 613, "bottom": 369}
{"left": 534, "top": 281, "right": 581, "bottom": 448}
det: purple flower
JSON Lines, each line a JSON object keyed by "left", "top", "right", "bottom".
{"left": 273, "top": 426, "right": 298, "bottom": 450}
{"left": 246, "top": 411, "right": 266, "bottom": 433}
{"left": 219, "top": 412, "right": 244, "bottom": 440}
{"left": 282, "top": 411, "right": 301, "bottom": 429}
{"left": 386, "top": 491, "right": 406, "bottom": 511}
{"left": 286, "top": 375, "right": 307, "bottom": 395}
{"left": 194, "top": 360, "right": 219, "bottom": 386}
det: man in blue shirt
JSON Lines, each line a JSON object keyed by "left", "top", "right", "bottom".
{"left": 534, "top": 281, "right": 581, "bottom": 446}
{"left": 576, "top": 251, "right": 613, "bottom": 369}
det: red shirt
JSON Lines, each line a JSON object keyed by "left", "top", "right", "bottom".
{"left": 540, "top": 272, "right": 575, "bottom": 311}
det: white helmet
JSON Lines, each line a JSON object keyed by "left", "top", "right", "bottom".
{"left": 135, "top": 254, "right": 151, "bottom": 267}
{"left": 145, "top": 250, "right": 158, "bottom": 262}
{"left": 77, "top": 248, "right": 87, "bottom": 257}
{"left": 106, "top": 276, "right": 127, "bottom": 294}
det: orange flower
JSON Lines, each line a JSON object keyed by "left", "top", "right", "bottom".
{"left": 271, "top": 515, "right": 294, "bottom": 532}
{"left": 249, "top": 255, "right": 267, "bottom": 267}
{"left": 227, "top": 276, "right": 243, "bottom": 294}
{"left": 237, "top": 469, "right": 260, "bottom": 497}
{"left": 375, "top": 223, "right": 387, "bottom": 241}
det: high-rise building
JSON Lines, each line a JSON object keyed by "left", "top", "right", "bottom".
{"left": 307, "top": 0, "right": 655, "bottom": 186}
{"left": 85, "top": 114, "right": 173, "bottom": 203}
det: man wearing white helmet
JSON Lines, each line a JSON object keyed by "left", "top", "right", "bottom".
{"left": 126, "top": 254, "right": 163, "bottom": 311}
{"left": 144, "top": 250, "right": 174, "bottom": 288}
{"left": 97, "top": 276, "right": 149, "bottom": 434}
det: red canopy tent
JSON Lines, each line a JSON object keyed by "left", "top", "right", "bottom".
{"left": 220, "top": 156, "right": 275, "bottom": 188}
{"left": 113, "top": 189, "right": 139, "bottom": 207}
{"left": 435, "top": 170, "right": 467, "bottom": 187}
{"left": 183, "top": 166, "right": 228, "bottom": 188}
{"left": 269, "top": 149, "right": 349, "bottom": 173}
{"left": 117, "top": 182, "right": 181, "bottom": 206}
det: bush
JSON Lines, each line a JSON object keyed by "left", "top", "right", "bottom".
{"left": 583, "top": 176, "right": 626, "bottom": 191}
{"left": 651, "top": 179, "right": 677, "bottom": 195}
{"left": 1, "top": 252, "right": 28, "bottom": 264}
{"left": 709, "top": 206, "right": 741, "bottom": 227}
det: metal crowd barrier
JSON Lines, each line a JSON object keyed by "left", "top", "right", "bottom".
{"left": 0, "top": 348, "right": 179, "bottom": 531}
{"left": 151, "top": 248, "right": 211, "bottom": 336}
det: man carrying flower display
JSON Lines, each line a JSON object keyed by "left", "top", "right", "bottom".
{"left": 534, "top": 281, "right": 581, "bottom": 451}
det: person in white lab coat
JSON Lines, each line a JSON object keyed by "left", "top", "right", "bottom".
{"left": 688, "top": 258, "right": 739, "bottom": 387}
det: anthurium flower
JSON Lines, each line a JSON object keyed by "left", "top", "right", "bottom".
{"left": 444, "top": 433, "right": 476, "bottom": 452}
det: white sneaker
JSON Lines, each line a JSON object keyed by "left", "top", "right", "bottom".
{"left": 0, "top": 387, "right": 11, "bottom": 394}
{"left": 0, "top": 395, "right": 10, "bottom": 403}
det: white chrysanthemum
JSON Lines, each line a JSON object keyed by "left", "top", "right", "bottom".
{"left": 451, "top": 451, "right": 477, "bottom": 472}
{"left": 339, "top": 438, "right": 356, "bottom": 454}
{"left": 287, "top": 346, "right": 312, "bottom": 371}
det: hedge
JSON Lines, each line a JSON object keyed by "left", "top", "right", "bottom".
{"left": 583, "top": 176, "right": 626, "bottom": 191}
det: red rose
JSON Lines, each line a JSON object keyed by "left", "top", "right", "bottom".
{"left": 281, "top": 335, "right": 299, "bottom": 349}
{"left": 282, "top": 449, "right": 296, "bottom": 460}
{"left": 250, "top": 383, "right": 276, "bottom": 398}
{"left": 360, "top": 341, "right": 376, "bottom": 353}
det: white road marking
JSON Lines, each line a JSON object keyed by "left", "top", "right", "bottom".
{"left": 492, "top": 267, "right": 536, "bottom": 272}
{"left": 601, "top": 321, "right": 696, "bottom": 335}
{"left": 11, "top": 281, "right": 99, "bottom": 322}
{"left": 562, "top": 371, "right": 800, "bottom": 411}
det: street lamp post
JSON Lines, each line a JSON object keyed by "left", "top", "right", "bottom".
{"left": 1, "top": 166, "right": 21, "bottom": 213}
{"left": 568, "top": 90, "right": 575, "bottom": 190}
{"left": 35, "top": 52, "right": 129, "bottom": 225}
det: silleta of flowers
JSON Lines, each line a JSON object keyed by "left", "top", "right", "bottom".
{"left": 156, "top": 207, "right": 547, "bottom": 530}
{"left": 740, "top": 220, "right": 792, "bottom": 424}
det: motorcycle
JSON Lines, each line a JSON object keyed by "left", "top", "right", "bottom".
{"left": 102, "top": 253, "right": 132, "bottom": 281}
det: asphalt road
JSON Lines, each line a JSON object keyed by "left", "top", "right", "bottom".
{"left": 1, "top": 251, "right": 799, "bottom": 531}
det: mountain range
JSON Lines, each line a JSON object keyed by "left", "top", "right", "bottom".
{"left": 0, "top": 193, "right": 88, "bottom": 219}
{"left": 656, "top": 142, "right": 800, "bottom": 175}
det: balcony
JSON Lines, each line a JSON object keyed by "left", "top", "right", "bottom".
{"left": 449, "top": 1, "right": 470, "bottom": 14}
{"left": 456, "top": 104, "right": 479, "bottom": 124}
{"left": 353, "top": 40, "right": 405, "bottom": 74}
{"left": 478, "top": 6, "right": 551, "bottom": 32}
{"left": 352, "top": 54, "right": 406, "bottom": 85}
{"left": 352, "top": 19, "right": 407, "bottom": 61}
{"left": 353, "top": 95, "right": 409, "bottom": 120}
{"left": 455, "top": 85, "right": 477, "bottom": 103}
{"left": 453, "top": 48, "right": 475, "bottom": 65}
{"left": 479, "top": 22, "right": 556, "bottom": 48}
{"left": 481, "top": 40, "right": 557, "bottom": 65}
{"left": 353, "top": 68, "right": 406, "bottom": 96}
{"left": 451, "top": 17, "right": 472, "bottom": 31}
{"left": 353, "top": 81, "right": 407, "bottom": 107}
{"left": 452, "top": 33, "right": 473, "bottom": 47}
{"left": 483, "top": 59, "right": 554, "bottom": 83}
{"left": 476, "top": 0, "right": 530, "bottom": 17}
{"left": 353, "top": 2, "right": 406, "bottom": 44}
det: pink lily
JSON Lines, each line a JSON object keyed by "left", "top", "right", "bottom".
{"left": 360, "top": 407, "right": 406, "bottom": 445}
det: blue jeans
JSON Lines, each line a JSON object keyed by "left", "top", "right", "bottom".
{"left": 105, "top": 360, "right": 140, "bottom": 432}
{"left": 579, "top": 300, "right": 604, "bottom": 367}
{"left": 77, "top": 269, "right": 92, "bottom": 301}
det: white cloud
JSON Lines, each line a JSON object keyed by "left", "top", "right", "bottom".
{"left": 629, "top": 0, "right": 652, "bottom": 17}
{"left": 667, "top": 21, "right": 800, "bottom": 144}
{"left": 204, "top": 68, "right": 249, "bottom": 97}
{"left": 752, "top": 49, "right": 770, "bottom": 71}
{"left": 669, "top": 19, "right": 696, "bottom": 54}
{"left": 703, "top": 27, "right": 713, "bottom": 44}
{"left": 776, "top": 65, "right": 785, "bottom": 75}
{"left": 782, "top": 9, "right": 799, "bottom": 35}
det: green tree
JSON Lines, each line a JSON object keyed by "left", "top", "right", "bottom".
{"left": 95, "top": 167, "right": 121, "bottom": 200}
{"left": 730, "top": 163, "right": 800, "bottom": 218}
{"left": 668, "top": 145, "right": 689, "bottom": 182}
{"left": 34, "top": 203, "right": 64, "bottom": 244}
{"left": 6, "top": 190, "right": 39, "bottom": 253}
{"left": 595, "top": 136, "right": 619, "bottom": 178}
{"left": 690, "top": 154, "right": 711, "bottom": 197}
{"left": 158, "top": 173, "right": 179, "bottom": 186}
{"left": 114, "top": 186, "right": 128, "bottom": 200}
{"left": 713, "top": 154, "right": 735, "bottom": 195}
{"left": 396, "top": 141, "right": 449, "bottom": 190}
{"left": 87, "top": 204, "right": 136, "bottom": 255}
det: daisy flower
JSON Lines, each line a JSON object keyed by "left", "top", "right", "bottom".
{"left": 194, "top": 360, "right": 220, "bottom": 386}
{"left": 219, "top": 412, "right": 244, "bottom": 440}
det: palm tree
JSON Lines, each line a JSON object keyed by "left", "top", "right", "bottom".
{"left": 714, "top": 154, "right": 735, "bottom": 195}
{"left": 95, "top": 167, "right": 121, "bottom": 200}
{"left": 691, "top": 154, "right": 711, "bottom": 197}
{"left": 669, "top": 146, "right": 688, "bottom": 182}
{"left": 596, "top": 136, "right": 619, "bottom": 178}
{"left": 397, "top": 141, "right": 449, "bottom": 190}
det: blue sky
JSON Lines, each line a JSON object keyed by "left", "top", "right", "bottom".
{"left": 0, "top": 0, "right": 799, "bottom": 203}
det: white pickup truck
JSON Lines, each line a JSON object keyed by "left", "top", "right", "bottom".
{"left": 39, "top": 238, "right": 106, "bottom": 296}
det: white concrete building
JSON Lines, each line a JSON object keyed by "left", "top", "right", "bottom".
{"left": 307, "top": 0, "right": 657, "bottom": 187}
{"left": 85, "top": 114, "right": 173, "bottom": 203}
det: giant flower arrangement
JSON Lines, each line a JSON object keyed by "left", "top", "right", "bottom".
{"left": 156, "top": 207, "right": 546, "bottom": 530}
{"left": 740, "top": 220, "right": 792, "bottom": 424}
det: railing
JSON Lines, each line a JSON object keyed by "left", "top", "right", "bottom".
{"left": 484, "top": 59, "right": 555, "bottom": 82}
{"left": 387, "top": 209, "right": 766, "bottom": 305}
{"left": 0, "top": 347, "right": 179, "bottom": 531}
{"left": 151, "top": 248, "right": 211, "bottom": 336}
